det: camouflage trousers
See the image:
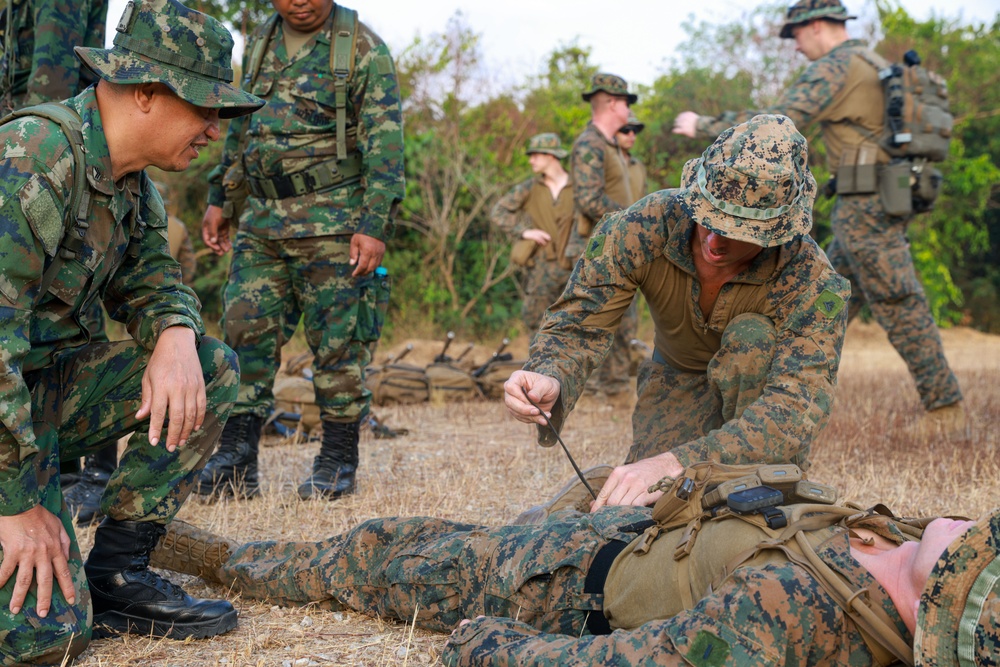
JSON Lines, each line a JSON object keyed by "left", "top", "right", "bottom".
{"left": 522, "top": 259, "right": 572, "bottom": 333}
{"left": 223, "top": 232, "right": 389, "bottom": 423}
{"left": 589, "top": 301, "right": 639, "bottom": 396}
{"left": 826, "top": 193, "right": 961, "bottom": 410}
{"left": 629, "top": 314, "right": 775, "bottom": 463}
{"left": 218, "top": 506, "right": 653, "bottom": 634}
{"left": 0, "top": 337, "right": 238, "bottom": 666}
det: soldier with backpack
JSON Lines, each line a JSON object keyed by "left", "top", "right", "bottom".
{"left": 673, "top": 0, "right": 966, "bottom": 437}
{"left": 150, "top": 462, "right": 1000, "bottom": 666}
{"left": 197, "top": 0, "right": 404, "bottom": 503}
{"left": 0, "top": 0, "right": 264, "bottom": 660}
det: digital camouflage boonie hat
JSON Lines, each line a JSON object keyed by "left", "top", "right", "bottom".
{"left": 681, "top": 114, "right": 815, "bottom": 247}
{"left": 779, "top": 0, "right": 857, "bottom": 39}
{"left": 75, "top": 0, "right": 264, "bottom": 118}
{"left": 526, "top": 133, "right": 568, "bottom": 159}
{"left": 915, "top": 508, "right": 1000, "bottom": 667}
{"left": 581, "top": 72, "right": 637, "bottom": 105}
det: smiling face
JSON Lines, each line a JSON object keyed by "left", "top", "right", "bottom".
{"left": 272, "top": 0, "right": 334, "bottom": 32}
{"left": 146, "top": 87, "right": 221, "bottom": 172}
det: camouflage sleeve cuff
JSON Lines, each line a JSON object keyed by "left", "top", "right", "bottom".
{"left": 206, "top": 184, "right": 226, "bottom": 208}
{"left": 0, "top": 453, "right": 42, "bottom": 516}
{"left": 150, "top": 318, "right": 204, "bottom": 351}
{"left": 535, "top": 398, "right": 566, "bottom": 448}
{"left": 356, "top": 211, "right": 393, "bottom": 242}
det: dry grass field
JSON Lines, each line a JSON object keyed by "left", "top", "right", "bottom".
{"left": 71, "top": 321, "right": 999, "bottom": 666}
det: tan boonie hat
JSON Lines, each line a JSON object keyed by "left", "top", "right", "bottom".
{"left": 680, "top": 114, "right": 815, "bottom": 248}
{"left": 622, "top": 111, "right": 645, "bottom": 134}
{"left": 76, "top": 0, "right": 264, "bottom": 118}
{"left": 779, "top": 0, "right": 857, "bottom": 39}
{"left": 581, "top": 72, "right": 637, "bottom": 105}
{"left": 526, "top": 133, "right": 568, "bottom": 159}
{"left": 914, "top": 508, "right": 1000, "bottom": 667}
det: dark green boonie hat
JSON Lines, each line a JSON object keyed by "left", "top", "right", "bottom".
{"left": 581, "top": 72, "right": 637, "bottom": 105}
{"left": 622, "top": 111, "right": 645, "bottom": 134}
{"left": 681, "top": 114, "right": 816, "bottom": 247}
{"left": 914, "top": 508, "right": 1000, "bottom": 667}
{"left": 75, "top": 0, "right": 264, "bottom": 118}
{"left": 526, "top": 133, "right": 568, "bottom": 159}
{"left": 779, "top": 0, "right": 857, "bottom": 39}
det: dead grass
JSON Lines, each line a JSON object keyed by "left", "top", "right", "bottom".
{"left": 72, "top": 321, "right": 1000, "bottom": 665}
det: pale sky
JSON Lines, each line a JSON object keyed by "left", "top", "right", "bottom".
{"left": 107, "top": 0, "right": 997, "bottom": 87}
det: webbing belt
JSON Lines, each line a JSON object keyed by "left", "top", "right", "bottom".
{"left": 246, "top": 154, "right": 363, "bottom": 200}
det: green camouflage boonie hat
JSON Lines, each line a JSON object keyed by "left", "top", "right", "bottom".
{"left": 526, "top": 133, "right": 568, "bottom": 159}
{"left": 779, "top": 0, "right": 857, "bottom": 39}
{"left": 622, "top": 111, "right": 645, "bottom": 134}
{"left": 680, "top": 114, "right": 815, "bottom": 247}
{"left": 581, "top": 72, "right": 637, "bottom": 105}
{"left": 915, "top": 508, "right": 1000, "bottom": 667}
{"left": 75, "top": 0, "right": 264, "bottom": 118}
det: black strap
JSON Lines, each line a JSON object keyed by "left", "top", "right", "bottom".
{"left": 583, "top": 539, "right": 629, "bottom": 635}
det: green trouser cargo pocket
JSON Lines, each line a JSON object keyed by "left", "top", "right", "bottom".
{"left": 355, "top": 269, "right": 391, "bottom": 343}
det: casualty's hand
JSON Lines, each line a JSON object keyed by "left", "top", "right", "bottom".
{"left": 0, "top": 505, "right": 75, "bottom": 617}
{"left": 590, "top": 452, "right": 684, "bottom": 511}
{"left": 350, "top": 233, "right": 386, "bottom": 277}
{"left": 504, "top": 371, "right": 561, "bottom": 426}
{"left": 522, "top": 229, "right": 551, "bottom": 246}
{"left": 202, "top": 205, "right": 233, "bottom": 255}
{"left": 137, "top": 326, "right": 205, "bottom": 452}
{"left": 672, "top": 111, "right": 699, "bottom": 138}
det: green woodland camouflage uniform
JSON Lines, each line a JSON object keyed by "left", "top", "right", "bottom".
{"left": 694, "top": 0, "right": 962, "bottom": 412}
{"left": 0, "top": 0, "right": 262, "bottom": 659}
{"left": 490, "top": 133, "right": 574, "bottom": 331}
{"left": 527, "top": 115, "right": 849, "bottom": 467}
{"left": 206, "top": 4, "right": 404, "bottom": 426}
{"left": 155, "top": 501, "right": 1000, "bottom": 666}
{"left": 569, "top": 73, "right": 641, "bottom": 395}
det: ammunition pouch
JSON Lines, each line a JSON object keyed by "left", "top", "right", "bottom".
{"left": 877, "top": 160, "right": 914, "bottom": 216}
{"left": 834, "top": 143, "right": 880, "bottom": 195}
{"left": 247, "top": 153, "right": 363, "bottom": 200}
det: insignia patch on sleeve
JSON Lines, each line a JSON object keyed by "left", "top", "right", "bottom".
{"left": 21, "top": 175, "right": 64, "bottom": 257}
{"left": 375, "top": 55, "right": 393, "bottom": 75}
{"left": 813, "top": 289, "right": 845, "bottom": 319}
{"left": 686, "top": 630, "right": 730, "bottom": 667}
{"left": 585, "top": 234, "right": 606, "bottom": 260}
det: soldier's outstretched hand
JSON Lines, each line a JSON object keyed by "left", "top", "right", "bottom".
{"left": 590, "top": 452, "right": 684, "bottom": 511}
{"left": 504, "top": 370, "right": 560, "bottom": 426}
{"left": 202, "top": 204, "right": 233, "bottom": 255}
{"left": 0, "top": 505, "right": 75, "bottom": 618}
{"left": 350, "top": 233, "right": 386, "bottom": 277}
{"left": 672, "top": 111, "right": 699, "bottom": 138}
{"left": 137, "top": 326, "right": 206, "bottom": 452}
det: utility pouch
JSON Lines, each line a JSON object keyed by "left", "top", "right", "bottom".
{"left": 835, "top": 144, "right": 879, "bottom": 195}
{"left": 221, "top": 162, "right": 249, "bottom": 221}
{"left": 878, "top": 161, "right": 914, "bottom": 217}
{"left": 509, "top": 238, "right": 538, "bottom": 267}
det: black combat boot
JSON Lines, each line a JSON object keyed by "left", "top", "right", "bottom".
{"left": 65, "top": 444, "right": 117, "bottom": 526}
{"left": 297, "top": 420, "right": 359, "bottom": 500}
{"left": 196, "top": 414, "right": 262, "bottom": 498}
{"left": 85, "top": 518, "right": 237, "bottom": 639}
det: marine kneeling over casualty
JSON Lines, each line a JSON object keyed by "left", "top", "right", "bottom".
{"left": 0, "top": 0, "right": 264, "bottom": 662}
{"left": 504, "top": 114, "right": 850, "bottom": 520}
{"left": 150, "top": 461, "right": 1000, "bottom": 666}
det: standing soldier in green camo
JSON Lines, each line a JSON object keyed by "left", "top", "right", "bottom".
{"left": 0, "top": 0, "right": 264, "bottom": 661}
{"left": 197, "top": 0, "right": 404, "bottom": 502}
{"left": 617, "top": 111, "right": 648, "bottom": 200}
{"left": 568, "top": 72, "right": 641, "bottom": 398}
{"left": 505, "top": 115, "right": 850, "bottom": 516}
{"left": 673, "top": 0, "right": 966, "bottom": 437}
{"left": 491, "top": 133, "right": 575, "bottom": 334}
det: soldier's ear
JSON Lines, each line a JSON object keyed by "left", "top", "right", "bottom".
{"left": 133, "top": 82, "right": 160, "bottom": 113}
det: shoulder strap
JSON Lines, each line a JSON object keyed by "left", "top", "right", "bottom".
{"left": 245, "top": 13, "right": 280, "bottom": 93}
{"left": 0, "top": 102, "right": 90, "bottom": 295}
{"left": 330, "top": 4, "right": 358, "bottom": 161}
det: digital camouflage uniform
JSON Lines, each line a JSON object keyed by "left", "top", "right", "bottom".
{"left": 570, "top": 74, "right": 641, "bottom": 395}
{"left": 490, "top": 133, "right": 574, "bottom": 332}
{"left": 207, "top": 3, "right": 404, "bottom": 426}
{"left": 694, "top": 1, "right": 961, "bottom": 412}
{"left": 526, "top": 116, "right": 849, "bottom": 467}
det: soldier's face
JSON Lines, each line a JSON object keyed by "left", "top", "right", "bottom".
{"left": 528, "top": 153, "right": 557, "bottom": 173}
{"left": 616, "top": 128, "right": 636, "bottom": 150}
{"left": 791, "top": 22, "right": 824, "bottom": 61}
{"left": 693, "top": 224, "right": 764, "bottom": 269}
{"left": 272, "top": 0, "right": 334, "bottom": 32}
{"left": 148, "top": 90, "right": 221, "bottom": 172}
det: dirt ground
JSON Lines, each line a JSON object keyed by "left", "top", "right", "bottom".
{"left": 71, "top": 321, "right": 1000, "bottom": 666}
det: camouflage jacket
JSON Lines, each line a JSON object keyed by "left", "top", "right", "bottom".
{"left": 571, "top": 122, "right": 632, "bottom": 228}
{"left": 444, "top": 529, "right": 905, "bottom": 665}
{"left": 1, "top": 0, "right": 107, "bottom": 111}
{"left": 0, "top": 88, "right": 203, "bottom": 515}
{"left": 695, "top": 40, "right": 883, "bottom": 172}
{"left": 206, "top": 5, "right": 404, "bottom": 241}
{"left": 523, "top": 190, "right": 849, "bottom": 467}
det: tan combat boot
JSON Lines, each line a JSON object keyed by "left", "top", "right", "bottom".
{"left": 512, "top": 465, "right": 615, "bottom": 525}
{"left": 150, "top": 520, "right": 237, "bottom": 585}
{"left": 912, "top": 402, "right": 971, "bottom": 441}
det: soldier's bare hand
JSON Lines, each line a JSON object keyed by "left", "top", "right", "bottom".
{"left": 590, "top": 452, "right": 683, "bottom": 511}
{"left": 0, "top": 505, "right": 75, "bottom": 617}
{"left": 522, "top": 229, "right": 551, "bottom": 246}
{"left": 137, "top": 326, "right": 206, "bottom": 452}
{"left": 202, "top": 205, "right": 233, "bottom": 255}
{"left": 672, "top": 111, "right": 699, "bottom": 138}
{"left": 504, "top": 370, "right": 560, "bottom": 425}
{"left": 349, "top": 233, "right": 386, "bottom": 277}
